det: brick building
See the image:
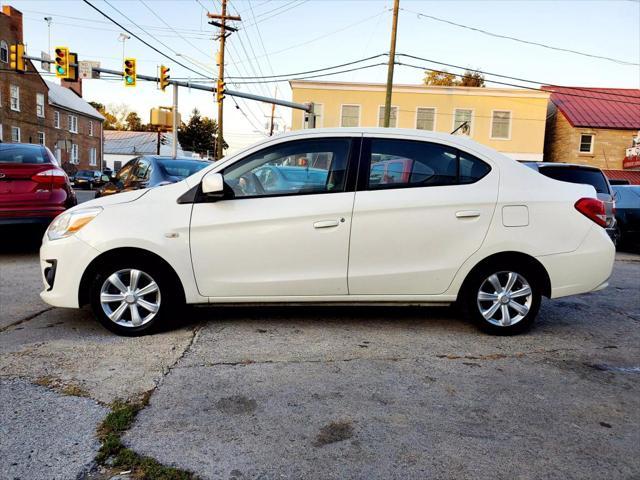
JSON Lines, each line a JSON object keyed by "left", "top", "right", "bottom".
{"left": 0, "top": 5, "right": 104, "bottom": 171}
{"left": 543, "top": 86, "right": 640, "bottom": 183}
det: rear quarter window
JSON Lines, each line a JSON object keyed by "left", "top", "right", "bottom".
{"left": 0, "top": 146, "right": 49, "bottom": 164}
{"left": 539, "top": 167, "right": 610, "bottom": 194}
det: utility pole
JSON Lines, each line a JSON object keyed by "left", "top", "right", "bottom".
{"left": 383, "top": 0, "right": 400, "bottom": 128}
{"left": 207, "top": 1, "right": 241, "bottom": 160}
{"left": 172, "top": 84, "right": 178, "bottom": 158}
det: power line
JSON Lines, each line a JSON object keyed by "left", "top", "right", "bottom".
{"left": 398, "top": 53, "right": 640, "bottom": 101}
{"left": 402, "top": 7, "right": 639, "bottom": 67}
{"left": 81, "top": 0, "right": 211, "bottom": 79}
{"left": 230, "top": 62, "right": 388, "bottom": 84}
{"left": 243, "top": 0, "right": 309, "bottom": 28}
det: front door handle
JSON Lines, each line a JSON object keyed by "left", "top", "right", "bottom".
{"left": 456, "top": 210, "right": 481, "bottom": 218}
{"left": 313, "top": 220, "right": 340, "bottom": 229}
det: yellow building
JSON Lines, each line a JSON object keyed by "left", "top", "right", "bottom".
{"left": 290, "top": 81, "right": 550, "bottom": 161}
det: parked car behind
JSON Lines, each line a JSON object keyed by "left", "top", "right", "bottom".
{"left": 612, "top": 185, "right": 640, "bottom": 247}
{"left": 0, "top": 143, "right": 76, "bottom": 226}
{"left": 74, "top": 170, "right": 109, "bottom": 190}
{"left": 524, "top": 162, "right": 617, "bottom": 241}
{"left": 96, "top": 155, "right": 210, "bottom": 198}
{"left": 40, "top": 129, "right": 614, "bottom": 337}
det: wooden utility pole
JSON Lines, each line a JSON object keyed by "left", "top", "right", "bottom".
{"left": 383, "top": 0, "right": 400, "bottom": 128}
{"left": 208, "top": 0, "right": 241, "bottom": 159}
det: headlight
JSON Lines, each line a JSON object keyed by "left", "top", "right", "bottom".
{"left": 47, "top": 207, "right": 103, "bottom": 241}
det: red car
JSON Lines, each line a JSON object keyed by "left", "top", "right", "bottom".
{"left": 0, "top": 143, "right": 76, "bottom": 227}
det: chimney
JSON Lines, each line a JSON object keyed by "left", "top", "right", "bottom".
{"left": 62, "top": 78, "right": 83, "bottom": 98}
{"left": 2, "top": 6, "right": 24, "bottom": 43}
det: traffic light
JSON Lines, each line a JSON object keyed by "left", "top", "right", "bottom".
{"left": 124, "top": 58, "right": 136, "bottom": 87}
{"left": 54, "top": 46, "right": 69, "bottom": 78}
{"left": 9, "top": 43, "right": 25, "bottom": 72}
{"left": 159, "top": 65, "right": 170, "bottom": 92}
{"left": 67, "top": 52, "right": 79, "bottom": 82}
{"left": 216, "top": 79, "right": 225, "bottom": 103}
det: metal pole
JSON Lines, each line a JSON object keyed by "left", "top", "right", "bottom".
{"left": 383, "top": 0, "right": 400, "bottom": 128}
{"left": 172, "top": 84, "right": 178, "bottom": 159}
{"left": 216, "top": 0, "right": 227, "bottom": 160}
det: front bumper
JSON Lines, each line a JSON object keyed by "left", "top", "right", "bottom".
{"left": 40, "top": 234, "right": 101, "bottom": 308}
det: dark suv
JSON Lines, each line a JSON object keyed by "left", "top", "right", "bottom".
{"left": 524, "top": 162, "right": 617, "bottom": 242}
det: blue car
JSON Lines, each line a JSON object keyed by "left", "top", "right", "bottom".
{"left": 612, "top": 185, "right": 640, "bottom": 247}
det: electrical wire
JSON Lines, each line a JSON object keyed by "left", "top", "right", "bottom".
{"left": 402, "top": 7, "right": 639, "bottom": 67}
{"left": 243, "top": 0, "right": 309, "bottom": 28}
{"left": 229, "top": 62, "right": 388, "bottom": 84}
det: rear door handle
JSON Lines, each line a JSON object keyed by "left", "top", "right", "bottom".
{"left": 313, "top": 220, "right": 340, "bottom": 229}
{"left": 456, "top": 210, "right": 481, "bottom": 218}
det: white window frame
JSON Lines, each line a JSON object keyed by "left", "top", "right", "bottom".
{"left": 68, "top": 114, "right": 78, "bottom": 134}
{"left": 37, "top": 131, "right": 45, "bottom": 145}
{"left": 36, "top": 93, "right": 45, "bottom": 118}
{"left": 377, "top": 105, "right": 399, "bottom": 128}
{"left": 0, "top": 124, "right": 3, "bottom": 141}
{"left": 71, "top": 144, "right": 79, "bottom": 164}
{"left": 452, "top": 108, "right": 474, "bottom": 136}
{"left": 0, "top": 40, "right": 8, "bottom": 63}
{"left": 415, "top": 107, "right": 437, "bottom": 131}
{"left": 11, "top": 126, "right": 20, "bottom": 142}
{"left": 54, "top": 111, "right": 60, "bottom": 129}
{"left": 340, "top": 104, "right": 361, "bottom": 128}
{"left": 89, "top": 147, "right": 97, "bottom": 166}
{"left": 10, "top": 85, "right": 19, "bottom": 111}
{"left": 490, "top": 110, "right": 512, "bottom": 140}
{"left": 579, "top": 133, "right": 594, "bottom": 154}
{"left": 88, "top": 120, "right": 94, "bottom": 136}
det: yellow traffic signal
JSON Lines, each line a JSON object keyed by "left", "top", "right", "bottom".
{"left": 159, "top": 65, "right": 170, "bottom": 92}
{"left": 54, "top": 46, "right": 69, "bottom": 78}
{"left": 216, "top": 79, "right": 225, "bottom": 103}
{"left": 9, "top": 43, "right": 25, "bottom": 72}
{"left": 67, "top": 52, "right": 79, "bottom": 82}
{"left": 124, "top": 58, "right": 136, "bottom": 87}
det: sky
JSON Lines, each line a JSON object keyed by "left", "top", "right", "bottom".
{"left": 6, "top": 0, "right": 640, "bottom": 140}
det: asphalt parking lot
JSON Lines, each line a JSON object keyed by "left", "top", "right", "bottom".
{"left": 0, "top": 231, "right": 638, "bottom": 479}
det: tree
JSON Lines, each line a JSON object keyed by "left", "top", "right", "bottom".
{"left": 125, "top": 111, "right": 143, "bottom": 131}
{"left": 89, "top": 101, "right": 118, "bottom": 130}
{"left": 177, "top": 108, "right": 227, "bottom": 156}
{"left": 424, "top": 69, "right": 485, "bottom": 87}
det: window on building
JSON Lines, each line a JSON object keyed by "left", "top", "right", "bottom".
{"left": 0, "top": 41, "right": 8, "bottom": 63}
{"left": 88, "top": 120, "right": 94, "bottom": 136}
{"left": 36, "top": 93, "right": 45, "bottom": 118}
{"left": 71, "top": 144, "right": 79, "bottom": 164}
{"left": 579, "top": 134, "right": 594, "bottom": 154}
{"left": 11, "top": 126, "right": 20, "bottom": 142}
{"left": 453, "top": 109, "right": 473, "bottom": 135}
{"left": 54, "top": 111, "right": 60, "bottom": 128}
{"left": 340, "top": 105, "right": 360, "bottom": 127}
{"left": 68, "top": 115, "right": 78, "bottom": 133}
{"left": 89, "top": 147, "right": 97, "bottom": 166}
{"left": 378, "top": 106, "right": 398, "bottom": 128}
{"left": 491, "top": 111, "right": 511, "bottom": 139}
{"left": 303, "top": 104, "right": 323, "bottom": 129}
{"left": 416, "top": 108, "right": 436, "bottom": 131}
{"left": 10, "top": 85, "right": 19, "bottom": 111}
{"left": 0, "top": 124, "right": 3, "bottom": 141}
{"left": 38, "top": 131, "right": 45, "bottom": 145}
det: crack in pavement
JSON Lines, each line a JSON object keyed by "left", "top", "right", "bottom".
{"left": 0, "top": 307, "right": 53, "bottom": 333}
{"left": 153, "top": 322, "right": 204, "bottom": 392}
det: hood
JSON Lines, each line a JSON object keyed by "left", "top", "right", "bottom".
{"left": 76, "top": 189, "right": 151, "bottom": 210}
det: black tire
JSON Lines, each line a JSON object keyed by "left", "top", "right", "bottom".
{"left": 89, "top": 258, "right": 181, "bottom": 336}
{"left": 461, "top": 262, "right": 542, "bottom": 336}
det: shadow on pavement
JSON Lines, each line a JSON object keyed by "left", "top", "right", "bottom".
{"left": 0, "top": 225, "right": 45, "bottom": 254}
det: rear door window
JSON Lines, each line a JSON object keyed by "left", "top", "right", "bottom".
{"left": 539, "top": 167, "right": 610, "bottom": 194}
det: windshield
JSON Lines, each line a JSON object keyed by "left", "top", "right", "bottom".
{"left": 0, "top": 145, "right": 50, "bottom": 164}
{"left": 157, "top": 159, "right": 209, "bottom": 179}
{"left": 539, "top": 167, "right": 610, "bottom": 194}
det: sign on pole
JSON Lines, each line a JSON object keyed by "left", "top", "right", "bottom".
{"left": 79, "top": 60, "right": 101, "bottom": 79}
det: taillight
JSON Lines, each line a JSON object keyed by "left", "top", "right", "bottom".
{"left": 575, "top": 197, "right": 607, "bottom": 228}
{"left": 31, "top": 168, "right": 68, "bottom": 185}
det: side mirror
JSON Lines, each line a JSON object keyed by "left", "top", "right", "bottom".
{"left": 201, "top": 172, "right": 225, "bottom": 198}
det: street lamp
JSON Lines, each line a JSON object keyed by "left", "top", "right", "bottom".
{"left": 44, "top": 17, "right": 52, "bottom": 53}
{"left": 117, "top": 33, "right": 130, "bottom": 63}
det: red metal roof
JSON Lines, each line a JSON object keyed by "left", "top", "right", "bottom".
{"left": 542, "top": 86, "right": 640, "bottom": 129}
{"left": 603, "top": 169, "right": 640, "bottom": 185}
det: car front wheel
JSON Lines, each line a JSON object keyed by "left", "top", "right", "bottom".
{"left": 90, "top": 262, "right": 175, "bottom": 336}
{"left": 462, "top": 266, "right": 541, "bottom": 335}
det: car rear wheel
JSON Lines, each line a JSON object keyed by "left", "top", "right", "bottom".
{"left": 462, "top": 265, "right": 541, "bottom": 335}
{"left": 90, "top": 261, "right": 177, "bottom": 336}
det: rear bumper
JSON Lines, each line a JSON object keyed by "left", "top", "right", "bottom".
{"left": 39, "top": 234, "right": 101, "bottom": 308}
{"left": 537, "top": 225, "right": 615, "bottom": 299}
{"left": 0, "top": 207, "right": 65, "bottom": 225}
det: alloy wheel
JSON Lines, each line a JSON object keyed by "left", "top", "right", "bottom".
{"left": 476, "top": 271, "right": 533, "bottom": 327}
{"left": 99, "top": 268, "right": 161, "bottom": 327}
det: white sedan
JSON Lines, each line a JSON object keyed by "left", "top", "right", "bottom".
{"left": 40, "top": 128, "right": 615, "bottom": 336}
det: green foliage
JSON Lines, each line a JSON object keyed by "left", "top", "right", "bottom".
{"left": 125, "top": 111, "right": 144, "bottom": 131}
{"left": 424, "top": 69, "right": 485, "bottom": 87}
{"left": 177, "top": 108, "right": 226, "bottom": 156}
